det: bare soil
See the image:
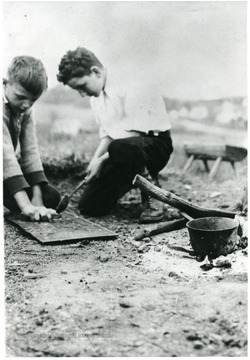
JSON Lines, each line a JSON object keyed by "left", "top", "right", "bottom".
{"left": 4, "top": 170, "right": 248, "bottom": 357}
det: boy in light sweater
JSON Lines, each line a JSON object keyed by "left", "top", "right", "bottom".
{"left": 3, "top": 56, "right": 60, "bottom": 221}
{"left": 57, "top": 47, "right": 173, "bottom": 223}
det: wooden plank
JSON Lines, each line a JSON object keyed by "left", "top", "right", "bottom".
{"left": 5, "top": 212, "right": 117, "bottom": 244}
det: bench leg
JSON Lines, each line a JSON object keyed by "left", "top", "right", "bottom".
{"left": 203, "top": 159, "right": 210, "bottom": 173}
{"left": 182, "top": 155, "right": 194, "bottom": 174}
{"left": 230, "top": 161, "right": 237, "bottom": 177}
{"left": 208, "top": 156, "right": 222, "bottom": 181}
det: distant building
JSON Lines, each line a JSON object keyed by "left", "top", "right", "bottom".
{"left": 217, "top": 101, "right": 237, "bottom": 124}
{"left": 216, "top": 99, "right": 247, "bottom": 125}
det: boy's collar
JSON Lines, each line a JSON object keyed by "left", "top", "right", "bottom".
{"left": 2, "top": 78, "right": 8, "bottom": 103}
{"left": 3, "top": 94, "right": 8, "bottom": 104}
{"left": 102, "top": 71, "right": 116, "bottom": 97}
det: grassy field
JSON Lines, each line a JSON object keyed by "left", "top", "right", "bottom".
{"left": 33, "top": 101, "right": 247, "bottom": 182}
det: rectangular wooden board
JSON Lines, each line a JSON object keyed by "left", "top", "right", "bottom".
{"left": 5, "top": 212, "right": 117, "bottom": 244}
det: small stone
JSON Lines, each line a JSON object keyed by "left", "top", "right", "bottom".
{"left": 137, "top": 245, "right": 149, "bottom": 253}
{"left": 119, "top": 301, "right": 132, "bottom": 308}
{"left": 39, "top": 308, "right": 48, "bottom": 315}
{"left": 193, "top": 340, "right": 203, "bottom": 349}
{"left": 210, "top": 191, "right": 222, "bottom": 198}
{"left": 57, "top": 335, "right": 65, "bottom": 340}
{"left": 209, "top": 333, "right": 222, "bottom": 344}
{"left": 61, "top": 271, "right": 68, "bottom": 274}
{"left": 200, "top": 263, "right": 213, "bottom": 271}
{"left": 168, "top": 271, "right": 181, "bottom": 279}
{"left": 35, "top": 318, "right": 43, "bottom": 326}
{"left": 208, "top": 316, "right": 217, "bottom": 323}
{"left": 154, "top": 246, "right": 161, "bottom": 252}
{"left": 214, "top": 259, "right": 232, "bottom": 268}
{"left": 186, "top": 330, "right": 200, "bottom": 341}
{"left": 99, "top": 255, "right": 110, "bottom": 263}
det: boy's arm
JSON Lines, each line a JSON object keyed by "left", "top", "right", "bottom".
{"left": 3, "top": 111, "right": 56, "bottom": 220}
{"left": 19, "top": 113, "right": 59, "bottom": 213}
{"left": 19, "top": 109, "right": 48, "bottom": 187}
{"left": 86, "top": 136, "right": 112, "bottom": 183}
{"left": 3, "top": 118, "right": 30, "bottom": 195}
{"left": 91, "top": 136, "right": 112, "bottom": 161}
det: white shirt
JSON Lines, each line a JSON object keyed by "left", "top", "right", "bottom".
{"left": 90, "top": 73, "right": 171, "bottom": 139}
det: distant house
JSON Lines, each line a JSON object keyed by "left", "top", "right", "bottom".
{"left": 216, "top": 98, "right": 247, "bottom": 125}
{"left": 217, "top": 101, "right": 236, "bottom": 124}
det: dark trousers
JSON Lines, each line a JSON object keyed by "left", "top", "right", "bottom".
{"left": 79, "top": 130, "right": 173, "bottom": 216}
{"left": 4, "top": 183, "right": 61, "bottom": 213}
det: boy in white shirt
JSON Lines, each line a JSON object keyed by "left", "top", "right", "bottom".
{"left": 57, "top": 47, "right": 173, "bottom": 223}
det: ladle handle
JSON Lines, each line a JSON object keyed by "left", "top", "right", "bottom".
{"left": 68, "top": 178, "right": 86, "bottom": 199}
{"left": 179, "top": 212, "right": 194, "bottom": 221}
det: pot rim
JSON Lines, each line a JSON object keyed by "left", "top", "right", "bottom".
{"left": 186, "top": 217, "right": 239, "bottom": 232}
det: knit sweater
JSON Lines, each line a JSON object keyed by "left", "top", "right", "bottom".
{"left": 3, "top": 99, "right": 48, "bottom": 196}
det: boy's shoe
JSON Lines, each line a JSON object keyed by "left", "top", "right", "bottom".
{"left": 139, "top": 195, "right": 164, "bottom": 223}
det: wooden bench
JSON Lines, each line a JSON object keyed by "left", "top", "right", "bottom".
{"left": 182, "top": 144, "right": 247, "bottom": 180}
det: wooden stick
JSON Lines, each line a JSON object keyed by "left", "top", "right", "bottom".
{"left": 133, "top": 174, "right": 236, "bottom": 219}
{"left": 133, "top": 218, "right": 187, "bottom": 241}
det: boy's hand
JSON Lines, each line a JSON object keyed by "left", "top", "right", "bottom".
{"left": 86, "top": 158, "right": 104, "bottom": 183}
{"left": 21, "top": 204, "right": 57, "bottom": 221}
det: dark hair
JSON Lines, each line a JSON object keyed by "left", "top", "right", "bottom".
{"left": 57, "top": 47, "right": 103, "bottom": 84}
{"left": 7, "top": 56, "right": 48, "bottom": 96}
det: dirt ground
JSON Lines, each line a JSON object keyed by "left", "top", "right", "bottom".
{"left": 4, "top": 170, "right": 248, "bottom": 357}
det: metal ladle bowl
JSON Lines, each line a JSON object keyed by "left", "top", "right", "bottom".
{"left": 186, "top": 217, "right": 239, "bottom": 259}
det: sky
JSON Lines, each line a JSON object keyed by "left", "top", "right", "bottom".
{"left": 2, "top": 0, "right": 247, "bottom": 100}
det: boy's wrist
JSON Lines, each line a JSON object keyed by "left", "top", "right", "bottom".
{"left": 31, "top": 186, "right": 44, "bottom": 206}
{"left": 13, "top": 190, "right": 32, "bottom": 212}
{"left": 32, "top": 185, "right": 42, "bottom": 197}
